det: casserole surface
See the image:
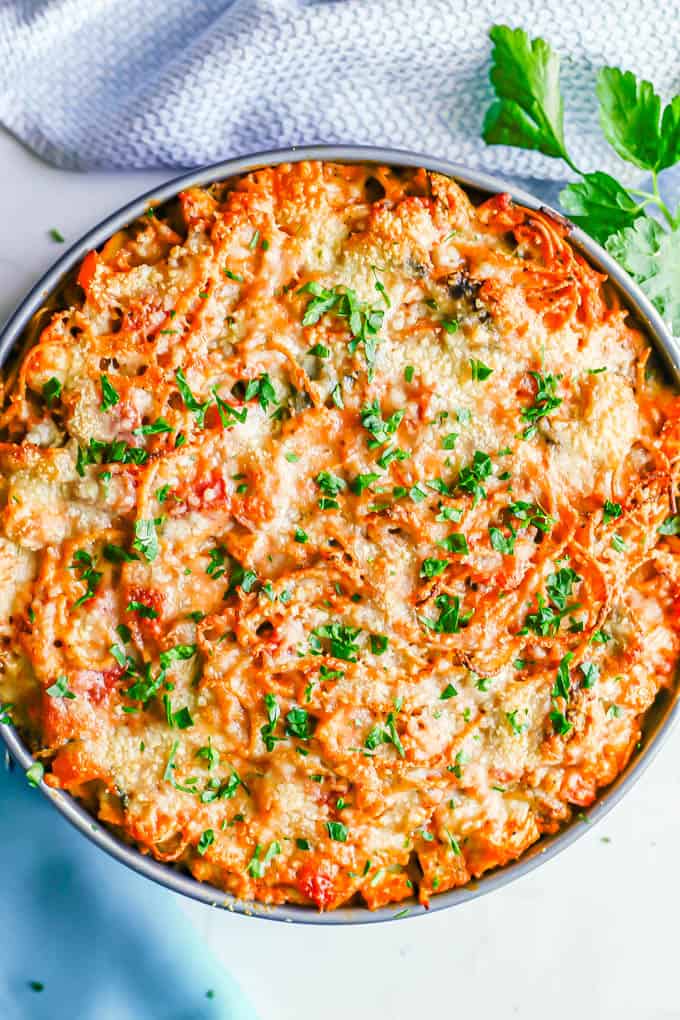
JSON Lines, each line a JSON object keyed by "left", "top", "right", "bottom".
{"left": 2, "top": 158, "right": 678, "bottom": 912}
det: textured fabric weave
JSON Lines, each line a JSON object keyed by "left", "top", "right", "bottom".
{"left": 1, "top": 0, "right": 679, "bottom": 176}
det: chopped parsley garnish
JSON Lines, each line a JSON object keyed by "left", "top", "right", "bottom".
{"left": 197, "top": 829, "right": 215, "bottom": 855}
{"left": 299, "top": 282, "right": 385, "bottom": 376}
{"left": 508, "top": 500, "right": 555, "bottom": 533}
{"left": 245, "top": 373, "right": 278, "bottom": 411}
{"left": 76, "top": 438, "right": 148, "bottom": 475}
{"left": 224, "top": 268, "right": 243, "bottom": 282}
{"left": 42, "top": 376, "right": 62, "bottom": 406}
{"left": 212, "top": 388, "right": 248, "bottom": 426}
{"left": 260, "top": 693, "right": 281, "bottom": 751}
{"left": 442, "top": 433, "right": 458, "bottom": 450}
{"left": 546, "top": 567, "right": 581, "bottom": 609}
{"left": 175, "top": 368, "right": 210, "bottom": 426}
{"left": 307, "top": 343, "right": 330, "bottom": 358}
{"left": 26, "top": 762, "right": 44, "bottom": 787}
{"left": 445, "top": 829, "right": 462, "bottom": 855}
{"left": 438, "top": 532, "right": 469, "bottom": 554}
{"left": 285, "top": 706, "right": 313, "bottom": 740}
{"left": 521, "top": 371, "right": 563, "bottom": 437}
{"left": 603, "top": 500, "right": 622, "bottom": 523}
{"left": 134, "top": 418, "right": 173, "bottom": 436}
{"left": 50, "top": 227, "right": 65, "bottom": 243}
{"left": 294, "top": 527, "right": 309, "bottom": 543}
{"left": 247, "top": 840, "right": 281, "bottom": 877}
{"left": 225, "top": 562, "right": 258, "bottom": 596}
{"left": 309, "top": 621, "right": 361, "bottom": 661}
{"left": 206, "top": 545, "right": 227, "bottom": 579}
{"left": 46, "top": 674, "right": 76, "bottom": 700}
{"left": 404, "top": 365, "right": 415, "bottom": 383}
{"left": 550, "top": 652, "right": 574, "bottom": 735}
{"left": 489, "top": 524, "right": 516, "bottom": 555}
{"left": 611, "top": 533, "right": 626, "bottom": 552}
{"left": 658, "top": 514, "right": 680, "bottom": 536}
{"left": 352, "top": 472, "right": 380, "bottom": 495}
{"left": 315, "top": 471, "right": 346, "bottom": 511}
{"left": 420, "top": 558, "right": 449, "bottom": 578}
{"left": 102, "top": 543, "right": 139, "bottom": 564}
{"left": 440, "top": 683, "right": 458, "bottom": 699}
{"left": 296, "top": 838, "right": 312, "bottom": 851}
{"left": 580, "top": 661, "right": 599, "bottom": 688}
{"left": 506, "top": 709, "right": 528, "bottom": 735}
{"left": 70, "top": 549, "right": 102, "bottom": 608}
{"left": 360, "top": 402, "right": 404, "bottom": 447}
{"left": 132, "top": 518, "right": 160, "bottom": 562}
{"left": 99, "top": 374, "right": 119, "bottom": 412}
{"left": 420, "top": 594, "right": 473, "bottom": 634}
{"left": 163, "top": 694, "right": 194, "bottom": 729}
{"left": 325, "top": 821, "right": 349, "bottom": 842}
{"left": 456, "top": 450, "right": 493, "bottom": 505}
{"left": 470, "top": 358, "right": 493, "bottom": 381}
{"left": 370, "top": 634, "right": 388, "bottom": 655}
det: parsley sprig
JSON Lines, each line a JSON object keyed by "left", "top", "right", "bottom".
{"left": 483, "top": 24, "right": 680, "bottom": 332}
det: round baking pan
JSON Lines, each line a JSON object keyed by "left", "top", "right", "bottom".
{"left": 1, "top": 145, "right": 679, "bottom": 925}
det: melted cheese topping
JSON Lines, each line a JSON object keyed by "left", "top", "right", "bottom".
{"left": 2, "top": 162, "right": 679, "bottom": 911}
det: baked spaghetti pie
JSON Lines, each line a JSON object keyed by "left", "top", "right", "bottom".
{"left": 1, "top": 162, "right": 678, "bottom": 911}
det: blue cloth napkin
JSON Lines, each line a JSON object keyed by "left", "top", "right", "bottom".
{"left": 0, "top": 0, "right": 679, "bottom": 178}
{"left": 0, "top": 762, "right": 257, "bottom": 1020}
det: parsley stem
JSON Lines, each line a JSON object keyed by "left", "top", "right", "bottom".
{"left": 627, "top": 176, "right": 675, "bottom": 229}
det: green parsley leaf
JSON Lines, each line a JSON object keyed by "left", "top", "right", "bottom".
{"left": 294, "top": 527, "right": 308, "bottom": 544}
{"left": 247, "top": 840, "right": 281, "bottom": 877}
{"left": 419, "top": 593, "right": 472, "bottom": 634}
{"left": 597, "top": 67, "right": 680, "bottom": 172}
{"left": 659, "top": 514, "right": 680, "bottom": 536}
{"left": 483, "top": 25, "right": 572, "bottom": 164}
{"left": 508, "top": 500, "right": 555, "bottom": 533}
{"left": 175, "top": 368, "right": 209, "bottom": 426}
{"left": 99, "top": 374, "right": 120, "bottom": 412}
{"left": 102, "top": 543, "right": 139, "bottom": 564}
{"left": 438, "top": 532, "right": 469, "bottom": 554}
{"left": 309, "top": 621, "right": 361, "bottom": 661}
{"left": 420, "top": 557, "right": 449, "bottom": 578}
{"left": 580, "top": 661, "right": 600, "bottom": 688}
{"left": 42, "top": 376, "right": 62, "bottom": 407}
{"left": 46, "top": 674, "right": 76, "bottom": 700}
{"left": 440, "top": 683, "right": 458, "bottom": 700}
{"left": 370, "top": 634, "right": 388, "bottom": 655}
{"left": 352, "top": 472, "right": 380, "bottom": 495}
{"left": 197, "top": 829, "right": 215, "bottom": 855}
{"left": 603, "top": 500, "right": 622, "bottom": 523}
{"left": 606, "top": 217, "right": 680, "bottom": 333}
{"left": 470, "top": 358, "right": 493, "bottom": 381}
{"left": 285, "top": 706, "right": 313, "bottom": 740}
{"left": 132, "top": 519, "right": 159, "bottom": 562}
{"left": 260, "top": 693, "right": 281, "bottom": 751}
{"left": 521, "top": 371, "right": 562, "bottom": 434}
{"left": 560, "top": 172, "right": 644, "bottom": 244}
{"left": 489, "top": 524, "right": 516, "bottom": 555}
{"left": 326, "top": 821, "right": 348, "bottom": 842}
{"left": 26, "top": 762, "right": 44, "bottom": 787}
{"left": 50, "top": 228, "right": 65, "bottom": 243}
{"left": 134, "top": 418, "right": 172, "bottom": 436}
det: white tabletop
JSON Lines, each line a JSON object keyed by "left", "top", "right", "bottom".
{"left": 2, "top": 128, "right": 678, "bottom": 1020}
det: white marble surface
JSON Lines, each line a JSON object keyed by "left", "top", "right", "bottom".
{"left": 2, "top": 128, "right": 679, "bottom": 1020}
